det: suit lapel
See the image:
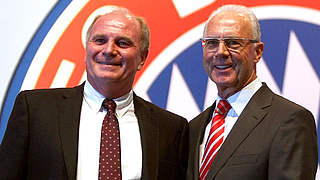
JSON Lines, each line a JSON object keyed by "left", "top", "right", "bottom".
{"left": 58, "top": 84, "right": 84, "bottom": 180}
{"left": 206, "top": 84, "right": 273, "bottom": 179}
{"left": 133, "top": 94, "right": 159, "bottom": 180}
{"left": 190, "top": 104, "right": 215, "bottom": 180}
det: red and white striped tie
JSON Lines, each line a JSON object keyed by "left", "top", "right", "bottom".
{"left": 199, "top": 100, "right": 231, "bottom": 180}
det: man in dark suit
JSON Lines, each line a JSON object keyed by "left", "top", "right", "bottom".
{"left": 187, "top": 4, "right": 318, "bottom": 180}
{"left": 0, "top": 6, "right": 188, "bottom": 180}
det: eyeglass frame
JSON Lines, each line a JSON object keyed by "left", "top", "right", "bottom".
{"left": 200, "top": 37, "right": 259, "bottom": 53}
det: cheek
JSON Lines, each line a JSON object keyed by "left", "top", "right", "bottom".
{"left": 85, "top": 53, "right": 95, "bottom": 70}
{"left": 86, "top": 44, "right": 101, "bottom": 58}
{"left": 234, "top": 57, "right": 253, "bottom": 79}
{"left": 234, "top": 51, "right": 248, "bottom": 67}
{"left": 203, "top": 55, "right": 212, "bottom": 71}
{"left": 126, "top": 51, "right": 142, "bottom": 67}
{"left": 85, "top": 47, "right": 100, "bottom": 71}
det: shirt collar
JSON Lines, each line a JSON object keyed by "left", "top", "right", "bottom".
{"left": 113, "top": 90, "right": 134, "bottom": 119}
{"left": 217, "top": 78, "right": 262, "bottom": 117}
{"left": 83, "top": 81, "right": 134, "bottom": 118}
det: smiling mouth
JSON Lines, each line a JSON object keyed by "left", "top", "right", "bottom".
{"left": 97, "top": 61, "right": 121, "bottom": 66}
{"left": 214, "top": 65, "right": 233, "bottom": 70}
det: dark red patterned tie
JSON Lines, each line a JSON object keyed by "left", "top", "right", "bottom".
{"left": 99, "top": 99, "right": 122, "bottom": 180}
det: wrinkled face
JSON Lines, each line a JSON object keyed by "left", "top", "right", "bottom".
{"left": 85, "top": 12, "right": 146, "bottom": 95}
{"left": 203, "top": 11, "right": 263, "bottom": 98}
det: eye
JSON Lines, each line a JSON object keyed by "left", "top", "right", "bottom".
{"left": 225, "top": 39, "right": 242, "bottom": 48}
{"left": 92, "top": 37, "right": 106, "bottom": 45}
{"left": 205, "top": 39, "right": 219, "bottom": 49}
{"left": 117, "top": 39, "right": 133, "bottom": 48}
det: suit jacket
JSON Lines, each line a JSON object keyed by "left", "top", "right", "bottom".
{"left": 0, "top": 84, "right": 188, "bottom": 180}
{"left": 187, "top": 83, "right": 318, "bottom": 180}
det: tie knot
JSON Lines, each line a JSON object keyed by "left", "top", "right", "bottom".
{"left": 215, "top": 100, "right": 231, "bottom": 115}
{"left": 102, "top": 99, "right": 116, "bottom": 113}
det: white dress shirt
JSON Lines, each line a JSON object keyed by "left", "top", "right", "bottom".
{"left": 77, "top": 81, "right": 142, "bottom": 180}
{"left": 199, "top": 78, "right": 262, "bottom": 166}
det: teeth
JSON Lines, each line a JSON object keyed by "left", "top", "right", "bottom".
{"left": 97, "top": 61, "right": 117, "bottom": 65}
{"left": 216, "top": 65, "right": 231, "bottom": 69}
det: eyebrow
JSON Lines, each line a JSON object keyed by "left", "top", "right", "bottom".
{"left": 90, "top": 34, "right": 105, "bottom": 40}
{"left": 203, "top": 36, "right": 242, "bottom": 39}
{"left": 118, "top": 36, "right": 134, "bottom": 42}
{"left": 91, "top": 34, "right": 133, "bottom": 41}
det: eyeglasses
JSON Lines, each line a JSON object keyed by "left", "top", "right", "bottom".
{"left": 201, "top": 37, "right": 259, "bottom": 53}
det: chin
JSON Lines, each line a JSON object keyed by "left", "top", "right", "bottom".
{"left": 216, "top": 82, "right": 233, "bottom": 87}
{"left": 213, "top": 76, "right": 234, "bottom": 84}
{"left": 215, "top": 78, "right": 239, "bottom": 89}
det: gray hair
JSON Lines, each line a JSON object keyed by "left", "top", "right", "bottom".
{"left": 86, "top": 6, "right": 150, "bottom": 54}
{"left": 204, "top": 4, "right": 261, "bottom": 41}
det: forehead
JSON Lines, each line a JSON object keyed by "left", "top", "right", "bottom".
{"left": 204, "top": 11, "right": 253, "bottom": 38}
{"left": 90, "top": 12, "right": 140, "bottom": 39}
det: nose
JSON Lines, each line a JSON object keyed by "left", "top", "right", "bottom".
{"left": 102, "top": 41, "right": 117, "bottom": 57}
{"left": 215, "top": 40, "right": 230, "bottom": 58}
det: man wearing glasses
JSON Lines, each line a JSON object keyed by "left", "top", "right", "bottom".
{"left": 187, "top": 4, "right": 317, "bottom": 180}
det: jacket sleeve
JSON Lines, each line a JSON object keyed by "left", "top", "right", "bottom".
{"left": 178, "top": 119, "right": 189, "bottom": 180}
{"left": 0, "top": 92, "right": 29, "bottom": 179}
{"left": 268, "top": 108, "right": 318, "bottom": 180}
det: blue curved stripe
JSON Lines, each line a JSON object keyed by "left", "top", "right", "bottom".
{"left": 0, "top": 0, "right": 72, "bottom": 143}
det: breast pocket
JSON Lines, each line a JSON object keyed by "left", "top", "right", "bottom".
{"left": 227, "top": 154, "right": 258, "bottom": 166}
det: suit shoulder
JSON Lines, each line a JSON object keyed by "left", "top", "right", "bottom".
{"left": 256, "top": 84, "right": 313, "bottom": 117}
{"left": 16, "top": 85, "right": 83, "bottom": 104}
{"left": 189, "top": 106, "right": 213, "bottom": 128}
{"left": 272, "top": 94, "right": 312, "bottom": 113}
{"left": 265, "top": 93, "right": 316, "bottom": 127}
{"left": 19, "top": 85, "right": 83, "bottom": 96}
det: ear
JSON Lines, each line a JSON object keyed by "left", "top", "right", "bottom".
{"left": 137, "top": 50, "right": 148, "bottom": 71}
{"left": 254, "top": 42, "right": 264, "bottom": 63}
